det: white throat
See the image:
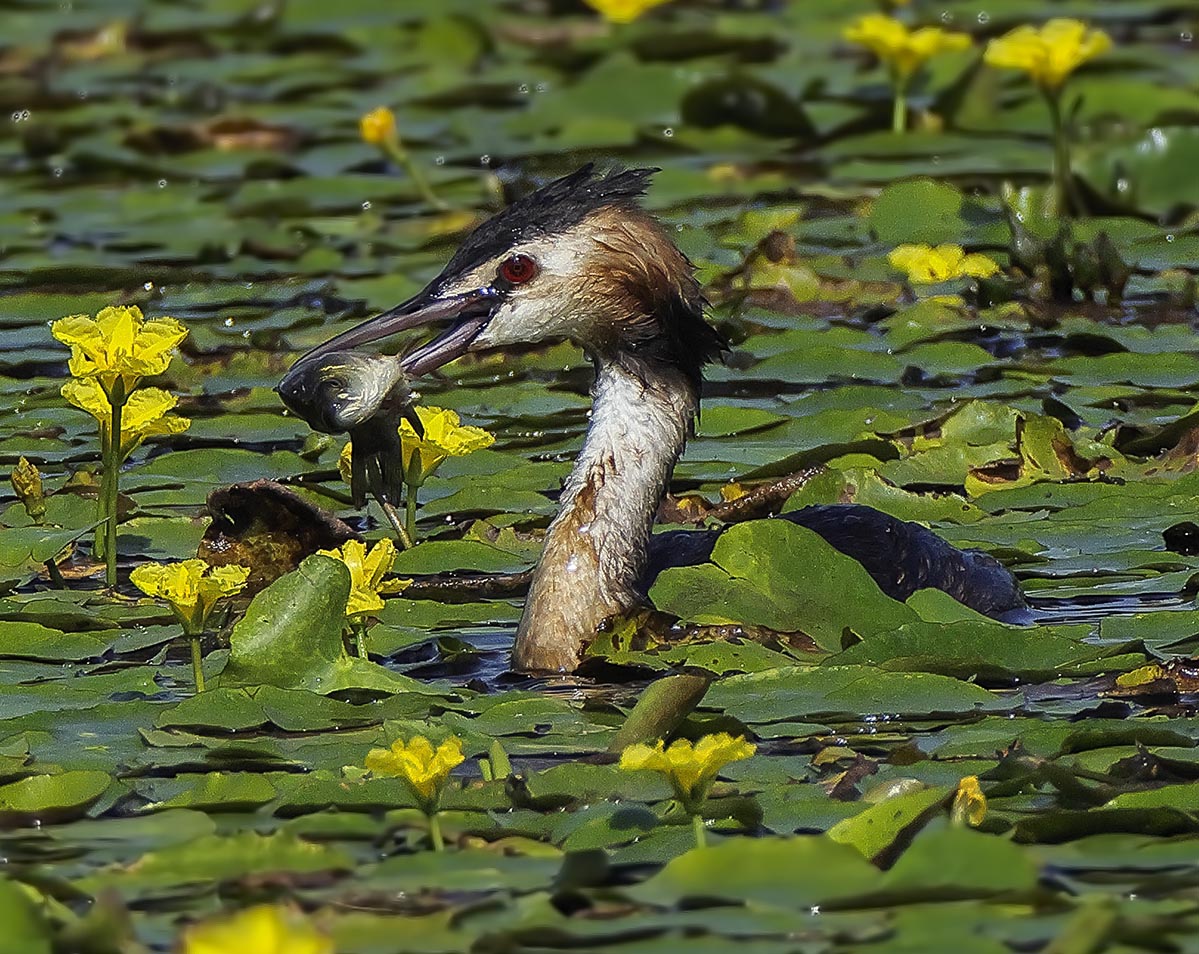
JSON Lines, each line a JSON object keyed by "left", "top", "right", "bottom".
{"left": 511, "top": 359, "right": 698, "bottom": 672}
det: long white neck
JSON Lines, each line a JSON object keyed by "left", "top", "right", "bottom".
{"left": 512, "top": 358, "right": 697, "bottom": 672}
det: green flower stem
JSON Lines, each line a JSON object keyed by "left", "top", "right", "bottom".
{"left": 382, "top": 138, "right": 445, "bottom": 210}
{"left": 428, "top": 811, "right": 445, "bottom": 852}
{"left": 404, "top": 482, "right": 419, "bottom": 543}
{"left": 891, "top": 85, "right": 908, "bottom": 134}
{"left": 94, "top": 436, "right": 112, "bottom": 562}
{"left": 353, "top": 620, "right": 369, "bottom": 659}
{"left": 379, "top": 500, "right": 414, "bottom": 550}
{"left": 1044, "top": 90, "right": 1081, "bottom": 215}
{"left": 189, "top": 633, "right": 205, "bottom": 692}
{"left": 100, "top": 379, "right": 127, "bottom": 587}
{"left": 44, "top": 559, "right": 66, "bottom": 588}
{"left": 692, "top": 811, "right": 707, "bottom": 849}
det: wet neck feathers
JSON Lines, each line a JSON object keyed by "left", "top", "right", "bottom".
{"left": 511, "top": 359, "right": 698, "bottom": 672}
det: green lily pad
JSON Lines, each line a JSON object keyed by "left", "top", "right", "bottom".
{"left": 649, "top": 520, "right": 919, "bottom": 650}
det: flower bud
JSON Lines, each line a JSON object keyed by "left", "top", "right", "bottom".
{"left": 11, "top": 457, "right": 46, "bottom": 523}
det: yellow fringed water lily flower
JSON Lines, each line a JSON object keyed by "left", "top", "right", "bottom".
{"left": 51, "top": 304, "right": 187, "bottom": 395}
{"left": 336, "top": 406, "right": 495, "bottom": 493}
{"left": 401, "top": 406, "right": 495, "bottom": 486}
{"left": 843, "top": 14, "right": 972, "bottom": 81}
{"left": 985, "top": 19, "right": 1111, "bottom": 92}
{"left": 583, "top": 0, "right": 673, "bottom": 24}
{"left": 130, "top": 559, "right": 250, "bottom": 635}
{"left": 620, "top": 733, "right": 756, "bottom": 808}
{"left": 61, "top": 378, "right": 189, "bottom": 459}
{"left": 951, "top": 775, "right": 987, "bottom": 827}
{"left": 366, "top": 735, "right": 465, "bottom": 808}
{"left": 316, "top": 538, "right": 408, "bottom": 618}
{"left": 182, "top": 904, "right": 332, "bottom": 954}
{"left": 888, "top": 244, "right": 1000, "bottom": 283}
{"left": 360, "top": 105, "right": 397, "bottom": 146}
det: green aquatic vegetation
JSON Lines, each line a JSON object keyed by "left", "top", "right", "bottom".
{"left": 129, "top": 559, "right": 250, "bottom": 691}
{"left": 843, "top": 14, "right": 971, "bottom": 132}
{"left": 4, "top": 0, "right": 1199, "bottom": 951}
{"left": 986, "top": 19, "right": 1112, "bottom": 212}
{"left": 50, "top": 306, "right": 188, "bottom": 586}
{"left": 315, "top": 537, "right": 409, "bottom": 657}
{"left": 359, "top": 105, "right": 444, "bottom": 211}
{"left": 620, "top": 733, "right": 756, "bottom": 847}
{"left": 364, "top": 734, "right": 465, "bottom": 851}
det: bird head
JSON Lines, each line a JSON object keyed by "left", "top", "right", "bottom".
{"left": 293, "top": 165, "right": 726, "bottom": 389}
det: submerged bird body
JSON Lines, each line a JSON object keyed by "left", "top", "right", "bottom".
{"left": 277, "top": 350, "right": 418, "bottom": 505}
{"left": 288, "top": 165, "right": 1026, "bottom": 672}
{"left": 645, "top": 505, "right": 1028, "bottom": 624}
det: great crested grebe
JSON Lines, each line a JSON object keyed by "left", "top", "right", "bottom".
{"left": 283, "top": 166, "right": 1025, "bottom": 673}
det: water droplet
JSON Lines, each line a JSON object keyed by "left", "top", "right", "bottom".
{"left": 1183, "top": 31, "right": 1194, "bottom": 42}
{"left": 143, "top": 281, "right": 154, "bottom": 291}
{"left": 1167, "top": 234, "right": 1175, "bottom": 243}
{"left": 517, "top": 83, "right": 530, "bottom": 94}
{"left": 535, "top": 82, "right": 548, "bottom": 92}
{"left": 241, "top": 329, "right": 251, "bottom": 338}
{"left": 224, "top": 317, "right": 235, "bottom": 327}
{"left": 157, "top": 178, "right": 167, "bottom": 188}
{"left": 52, "top": 167, "right": 63, "bottom": 178}
{"left": 480, "top": 154, "right": 491, "bottom": 166}
{"left": 662, "top": 127, "right": 674, "bottom": 137}
{"left": 940, "top": 10, "right": 953, "bottom": 23}
{"left": 435, "top": 155, "right": 445, "bottom": 165}
{"left": 361, "top": 200, "right": 371, "bottom": 210}
{"left": 976, "top": 11, "right": 989, "bottom": 23}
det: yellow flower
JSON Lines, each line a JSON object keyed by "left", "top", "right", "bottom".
{"left": 401, "top": 406, "right": 495, "bottom": 485}
{"left": 51, "top": 305, "right": 187, "bottom": 395}
{"left": 316, "top": 538, "right": 408, "bottom": 618}
{"left": 720, "top": 482, "right": 748, "bottom": 503}
{"left": 620, "top": 732, "right": 756, "bottom": 807}
{"left": 61, "top": 377, "right": 189, "bottom": 459}
{"left": 844, "top": 14, "right": 971, "bottom": 81}
{"left": 365, "top": 735, "right": 465, "bottom": 808}
{"left": 337, "top": 406, "right": 495, "bottom": 490}
{"left": 951, "top": 775, "right": 987, "bottom": 827}
{"left": 887, "top": 243, "right": 1000, "bottom": 283}
{"left": 130, "top": 559, "right": 249, "bottom": 634}
{"left": 10, "top": 457, "right": 46, "bottom": 522}
{"left": 984, "top": 19, "right": 1111, "bottom": 92}
{"left": 359, "top": 106, "right": 397, "bottom": 146}
{"left": 583, "top": 0, "right": 673, "bottom": 24}
{"left": 182, "top": 904, "right": 332, "bottom": 954}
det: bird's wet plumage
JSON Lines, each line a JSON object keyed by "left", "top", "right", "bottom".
{"left": 279, "top": 164, "right": 1026, "bottom": 672}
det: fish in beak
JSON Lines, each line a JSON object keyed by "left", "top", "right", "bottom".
{"left": 278, "top": 285, "right": 502, "bottom": 505}
{"left": 277, "top": 349, "right": 424, "bottom": 505}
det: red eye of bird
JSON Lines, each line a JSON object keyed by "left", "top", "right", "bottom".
{"left": 499, "top": 254, "right": 538, "bottom": 285}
